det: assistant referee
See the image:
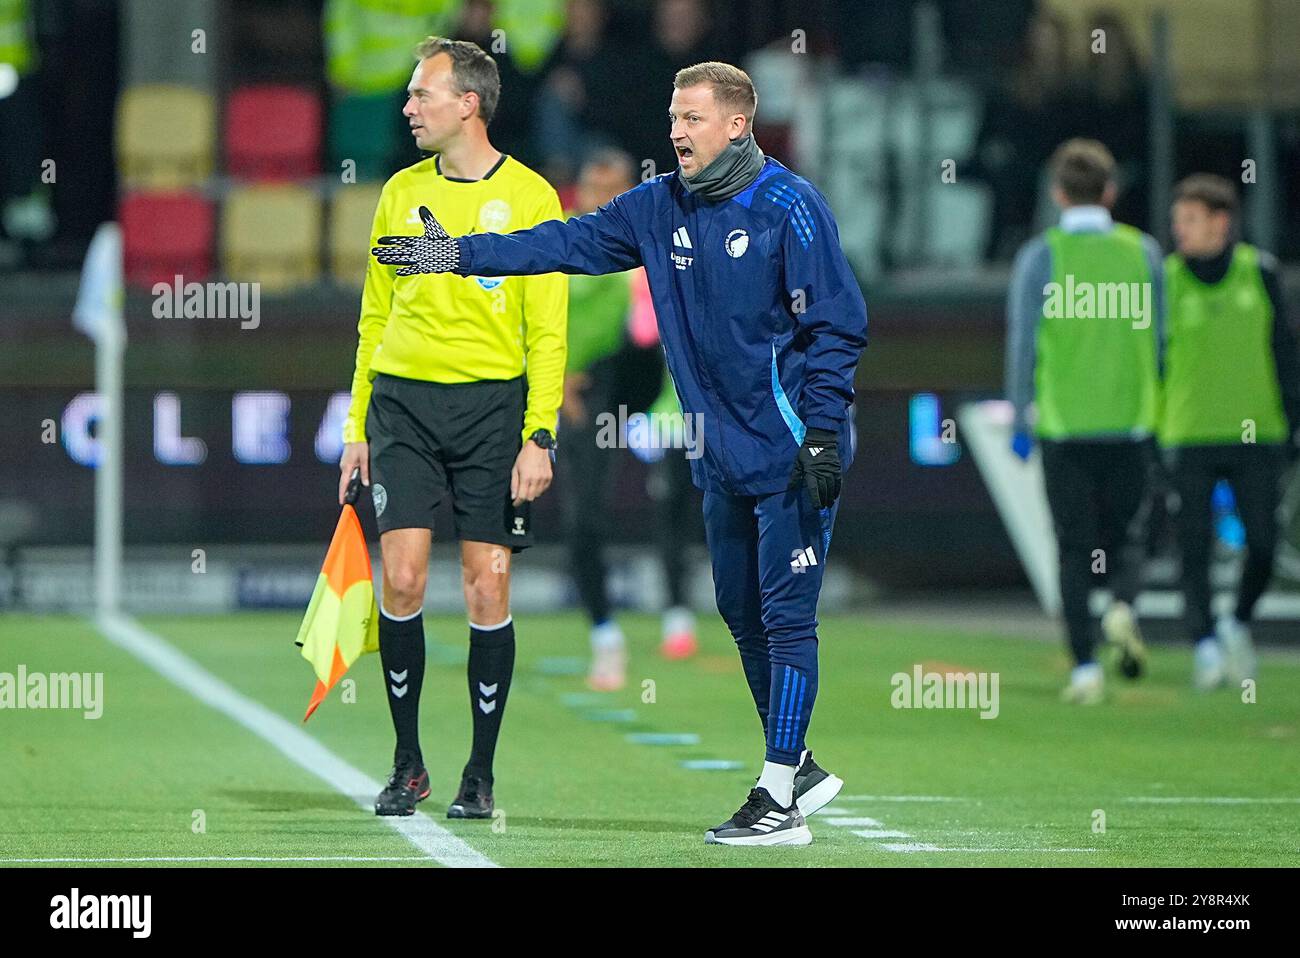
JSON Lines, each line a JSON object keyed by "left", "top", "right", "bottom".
{"left": 339, "top": 37, "right": 566, "bottom": 819}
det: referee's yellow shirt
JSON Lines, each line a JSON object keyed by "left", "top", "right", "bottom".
{"left": 344, "top": 153, "right": 568, "bottom": 445}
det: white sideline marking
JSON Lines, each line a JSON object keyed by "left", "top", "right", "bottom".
{"left": 1123, "top": 797, "right": 1300, "bottom": 805}
{"left": 94, "top": 613, "right": 497, "bottom": 869}
{"left": 852, "top": 829, "right": 912, "bottom": 839}
{"left": 810, "top": 807, "right": 851, "bottom": 816}
{"left": 882, "top": 843, "right": 1098, "bottom": 854}
{"left": 837, "top": 795, "right": 968, "bottom": 803}
{"left": 1, "top": 856, "right": 434, "bottom": 863}
{"left": 823, "top": 817, "right": 884, "bottom": 827}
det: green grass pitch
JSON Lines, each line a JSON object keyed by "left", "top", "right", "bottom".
{"left": 2, "top": 611, "right": 1297, "bottom": 867}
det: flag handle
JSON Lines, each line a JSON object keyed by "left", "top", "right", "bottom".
{"left": 344, "top": 467, "right": 362, "bottom": 506}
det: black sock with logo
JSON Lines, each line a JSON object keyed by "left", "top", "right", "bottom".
{"left": 465, "top": 618, "right": 516, "bottom": 784}
{"left": 379, "top": 608, "right": 426, "bottom": 767}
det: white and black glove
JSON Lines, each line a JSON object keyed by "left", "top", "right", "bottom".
{"left": 371, "top": 206, "right": 460, "bottom": 276}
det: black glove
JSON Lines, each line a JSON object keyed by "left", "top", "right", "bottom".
{"left": 372, "top": 206, "right": 460, "bottom": 276}
{"left": 787, "top": 427, "right": 841, "bottom": 508}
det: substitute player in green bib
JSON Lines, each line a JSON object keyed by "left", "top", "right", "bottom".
{"left": 339, "top": 37, "right": 567, "bottom": 819}
{"left": 1006, "top": 139, "right": 1164, "bottom": 704}
{"left": 1161, "top": 174, "right": 1300, "bottom": 690}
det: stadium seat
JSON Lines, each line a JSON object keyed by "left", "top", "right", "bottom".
{"left": 117, "top": 85, "right": 216, "bottom": 189}
{"left": 925, "top": 183, "right": 993, "bottom": 267}
{"left": 225, "top": 85, "right": 322, "bottom": 180}
{"left": 327, "top": 184, "right": 384, "bottom": 286}
{"left": 119, "top": 191, "right": 215, "bottom": 289}
{"left": 221, "top": 184, "right": 321, "bottom": 292}
{"left": 121, "top": 0, "right": 216, "bottom": 89}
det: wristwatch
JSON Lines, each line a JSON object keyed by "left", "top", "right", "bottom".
{"left": 528, "top": 428, "right": 556, "bottom": 459}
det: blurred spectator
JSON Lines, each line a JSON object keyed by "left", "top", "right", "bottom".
{"left": 0, "top": 0, "right": 46, "bottom": 268}
{"left": 450, "top": 0, "right": 537, "bottom": 164}
{"left": 532, "top": 0, "right": 625, "bottom": 184}
{"left": 941, "top": 0, "right": 1034, "bottom": 84}
{"left": 325, "top": 0, "right": 462, "bottom": 179}
{"left": 832, "top": 0, "right": 916, "bottom": 73}
{"left": 325, "top": 0, "right": 460, "bottom": 95}
{"left": 614, "top": 0, "right": 717, "bottom": 177}
{"left": 967, "top": 7, "right": 1077, "bottom": 259}
{"left": 491, "top": 0, "right": 565, "bottom": 75}
{"left": 1073, "top": 10, "right": 1150, "bottom": 231}
{"left": 28, "top": 0, "right": 118, "bottom": 270}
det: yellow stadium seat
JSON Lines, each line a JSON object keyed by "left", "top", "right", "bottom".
{"left": 117, "top": 84, "right": 215, "bottom": 190}
{"left": 328, "top": 184, "right": 384, "bottom": 287}
{"left": 221, "top": 184, "right": 322, "bottom": 292}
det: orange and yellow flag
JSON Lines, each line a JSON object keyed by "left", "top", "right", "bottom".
{"left": 295, "top": 483, "right": 379, "bottom": 721}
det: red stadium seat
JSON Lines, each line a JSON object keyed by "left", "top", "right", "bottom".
{"left": 225, "top": 84, "right": 322, "bottom": 180}
{"left": 120, "top": 191, "right": 215, "bottom": 289}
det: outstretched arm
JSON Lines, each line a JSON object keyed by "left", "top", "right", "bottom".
{"left": 373, "top": 189, "right": 645, "bottom": 278}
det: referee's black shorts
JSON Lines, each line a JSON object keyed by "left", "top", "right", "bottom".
{"left": 365, "top": 372, "right": 533, "bottom": 550}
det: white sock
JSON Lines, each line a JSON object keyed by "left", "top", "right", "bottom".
{"left": 1071, "top": 663, "right": 1103, "bottom": 685}
{"left": 590, "top": 620, "right": 624, "bottom": 653}
{"left": 757, "top": 760, "right": 797, "bottom": 808}
{"left": 662, "top": 605, "right": 695, "bottom": 639}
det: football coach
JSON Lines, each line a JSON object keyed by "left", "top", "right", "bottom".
{"left": 372, "top": 61, "right": 867, "bottom": 847}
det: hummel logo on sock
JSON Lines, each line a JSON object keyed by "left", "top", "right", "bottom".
{"left": 478, "top": 681, "right": 498, "bottom": 714}
{"left": 389, "top": 669, "right": 409, "bottom": 698}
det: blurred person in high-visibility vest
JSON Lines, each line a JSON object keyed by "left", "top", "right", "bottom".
{"left": 1006, "top": 139, "right": 1165, "bottom": 705}
{"left": 1161, "top": 174, "right": 1300, "bottom": 691}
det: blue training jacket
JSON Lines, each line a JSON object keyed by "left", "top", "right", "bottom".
{"left": 455, "top": 157, "right": 869, "bottom": 496}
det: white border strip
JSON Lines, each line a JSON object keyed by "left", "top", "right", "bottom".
{"left": 94, "top": 612, "right": 497, "bottom": 869}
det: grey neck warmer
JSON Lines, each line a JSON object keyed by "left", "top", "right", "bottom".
{"left": 680, "top": 133, "right": 765, "bottom": 201}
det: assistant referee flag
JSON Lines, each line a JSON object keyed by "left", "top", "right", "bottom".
{"left": 295, "top": 472, "right": 379, "bottom": 721}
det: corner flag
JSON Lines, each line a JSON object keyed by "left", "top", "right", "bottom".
{"left": 295, "top": 470, "right": 379, "bottom": 720}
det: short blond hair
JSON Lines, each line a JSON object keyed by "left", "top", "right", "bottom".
{"left": 673, "top": 61, "right": 757, "bottom": 126}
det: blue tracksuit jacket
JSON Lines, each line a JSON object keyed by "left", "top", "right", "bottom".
{"left": 454, "top": 157, "right": 869, "bottom": 495}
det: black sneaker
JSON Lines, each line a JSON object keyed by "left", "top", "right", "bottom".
{"left": 793, "top": 750, "right": 844, "bottom": 817}
{"left": 375, "top": 757, "right": 430, "bottom": 816}
{"left": 704, "top": 787, "right": 812, "bottom": 846}
{"left": 446, "top": 772, "right": 494, "bottom": 819}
